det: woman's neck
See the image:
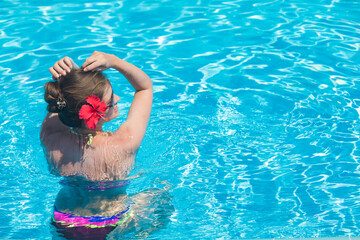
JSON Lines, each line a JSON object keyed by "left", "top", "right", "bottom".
{"left": 77, "top": 122, "right": 104, "bottom": 134}
{"left": 74, "top": 127, "right": 104, "bottom": 135}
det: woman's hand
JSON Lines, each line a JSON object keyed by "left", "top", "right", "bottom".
{"left": 49, "top": 57, "right": 78, "bottom": 80}
{"left": 81, "top": 51, "right": 116, "bottom": 72}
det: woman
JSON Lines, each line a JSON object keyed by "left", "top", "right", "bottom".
{"left": 41, "top": 51, "right": 153, "bottom": 238}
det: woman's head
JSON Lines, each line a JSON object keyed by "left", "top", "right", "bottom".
{"left": 44, "top": 69, "right": 116, "bottom": 128}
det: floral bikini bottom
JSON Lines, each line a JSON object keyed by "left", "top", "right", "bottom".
{"left": 52, "top": 205, "right": 133, "bottom": 238}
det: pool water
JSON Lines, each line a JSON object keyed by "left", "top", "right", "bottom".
{"left": 1, "top": 0, "right": 360, "bottom": 239}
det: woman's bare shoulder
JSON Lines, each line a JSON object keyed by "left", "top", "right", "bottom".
{"left": 41, "top": 113, "right": 69, "bottom": 141}
{"left": 107, "top": 124, "right": 138, "bottom": 153}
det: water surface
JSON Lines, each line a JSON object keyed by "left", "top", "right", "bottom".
{"left": 1, "top": 0, "right": 360, "bottom": 239}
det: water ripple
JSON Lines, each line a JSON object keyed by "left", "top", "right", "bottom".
{"left": 2, "top": 0, "right": 360, "bottom": 238}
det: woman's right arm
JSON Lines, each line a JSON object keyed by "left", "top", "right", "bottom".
{"left": 82, "top": 51, "right": 153, "bottom": 152}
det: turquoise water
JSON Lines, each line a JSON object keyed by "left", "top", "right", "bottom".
{"left": 1, "top": 0, "right": 360, "bottom": 239}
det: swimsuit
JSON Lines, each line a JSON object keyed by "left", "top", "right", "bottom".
{"left": 52, "top": 205, "right": 132, "bottom": 228}
{"left": 53, "top": 177, "right": 133, "bottom": 238}
{"left": 52, "top": 206, "right": 133, "bottom": 238}
{"left": 59, "top": 178, "right": 131, "bottom": 191}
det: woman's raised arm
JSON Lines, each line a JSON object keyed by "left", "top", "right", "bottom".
{"left": 49, "top": 56, "right": 79, "bottom": 79}
{"left": 82, "top": 51, "right": 153, "bottom": 152}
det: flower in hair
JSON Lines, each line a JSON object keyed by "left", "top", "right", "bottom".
{"left": 79, "top": 95, "right": 108, "bottom": 129}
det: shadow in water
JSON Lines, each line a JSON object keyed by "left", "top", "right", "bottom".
{"left": 109, "top": 188, "right": 175, "bottom": 239}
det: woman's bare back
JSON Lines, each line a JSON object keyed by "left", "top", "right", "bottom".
{"left": 41, "top": 113, "right": 135, "bottom": 181}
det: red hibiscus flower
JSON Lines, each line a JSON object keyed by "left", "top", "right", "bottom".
{"left": 79, "top": 95, "right": 109, "bottom": 129}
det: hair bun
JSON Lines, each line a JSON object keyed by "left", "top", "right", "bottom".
{"left": 44, "top": 81, "right": 63, "bottom": 113}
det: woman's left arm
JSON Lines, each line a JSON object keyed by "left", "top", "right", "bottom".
{"left": 49, "top": 56, "right": 79, "bottom": 79}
